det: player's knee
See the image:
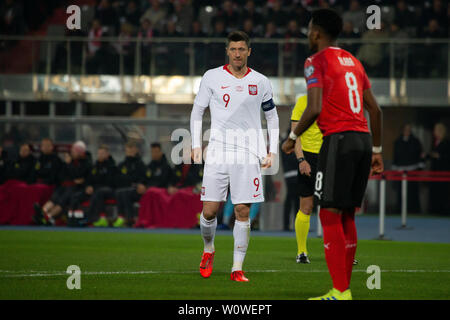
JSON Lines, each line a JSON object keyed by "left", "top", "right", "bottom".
{"left": 202, "top": 210, "right": 217, "bottom": 220}
{"left": 234, "top": 204, "right": 250, "bottom": 220}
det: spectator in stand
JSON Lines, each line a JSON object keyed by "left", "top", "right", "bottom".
{"left": 213, "top": 0, "right": 240, "bottom": 33}
{"left": 428, "top": 123, "right": 450, "bottom": 215}
{"left": 95, "top": 0, "right": 119, "bottom": 31}
{"left": 115, "top": 22, "right": 135, "bottom": 75}
{"left": 265, "top": 0, "right": 289, "bottom": 29}
{"left": 69, "top": 144, "right": 117, "bottom": 227}
{"left": 284, "top": 19, "right": 305, "bottom": 76}
{"left": 168, "top": 162, "right": 203, "bottom": 195}
{"left": 140, "top": 0, "right": 167, "bottom": 33}
{"left": 0, "top": 0, "right": 26, "bottom": 36}
{"left": 168, "top": 0, "right": 193, "bottom": 36}
{"left": 342, "top": 0, "right": 366, "bottom": 33}
{"left": 258, "top": 21, "right": 282, "bottom": 75}
{"left": 420, "top": 19, "right": 446, "bottom": 77}
{"left": 242, "top": 18, "right": 259, "bottom": 38}
{"left": 0, "top": 146, "right": 7, "bottom": 184}
{"left": 393, "top": 0, "right": 417, "bottom": 35}
{"left": 241, "top": 0, "right": 264, "bottom": 33}
{"left": 392, "top": 124, "right": 425, "bottom": 214}
{"left": 288, "top": 3, "right": 311, "bottom": 29}
{"left": 33, "top": 141, "right": 91, "bottom": 225}
{"left": 421, "top": 0, "right": 448, "bottom": 36}
{"left": 190, "top": 20, "right": 207, "bottom": 74}
{"left": 208, "top": 18, "right": 227, "bottom": 69}
{"left": 122, "top": 0, "right": 141, "bottom": 28}
{"left": 113, "top": 141, "right": 147, "bottom": 227}
{"left": 86, "top": 19, "right": 108, "bottom": 74}
{"left": 340, "top": 20, "right": 360, "bottom": 55}
{"left": 4, "top": 143, "right": 34, "bottom": 184}
{"left": 145, "top": 143, "right": 173, "bottom": 189}
{"left": 138, "top": 18, "right": 159, "bottom": 73}
{"left": 357, "top": 21, "right": 389, "bottom": 77}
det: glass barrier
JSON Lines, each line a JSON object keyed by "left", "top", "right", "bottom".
{"left": 0, "top": 37, "right": 448, "bottom": 79}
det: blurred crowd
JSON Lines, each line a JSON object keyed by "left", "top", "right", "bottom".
{"left": 0, "top": 138, "right": 203, "bottom": 227}
{"left": 1, "top": 0, "right": 448, "bottom": 76}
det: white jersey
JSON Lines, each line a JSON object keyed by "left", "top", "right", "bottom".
{"left": 192, "top": 64, "right": 277, "bottom": 160}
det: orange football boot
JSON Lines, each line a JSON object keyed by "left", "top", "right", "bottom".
{"left": 230, "top": 270, "right": 249, "bottom": 282}
{"left": 199, "top": 251, "right": 215, "bottom": 278}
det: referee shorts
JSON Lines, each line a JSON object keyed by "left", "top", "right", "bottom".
{"left": 297, "top": 151, "right": 319, "bottom": 198}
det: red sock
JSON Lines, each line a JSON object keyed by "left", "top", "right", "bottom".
{"left": 342, "top": 209, "right": 357, "bottom": 288}
{"left": 320, "top": 208, "right": 348, "bottom": 293}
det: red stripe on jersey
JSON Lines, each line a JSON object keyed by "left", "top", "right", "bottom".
{"left": 223, "top": 64, "right": 252, "bottom": 78}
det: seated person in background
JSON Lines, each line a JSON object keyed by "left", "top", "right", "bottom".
{"left": 146, "top": 143, "right": 173, "bottom": 189}
{"left": 168, "top": 162, "right": 204, "bottom": 195}
{"left": 4, "top": 143, "right": 35, "bottom": 184}
{"left": 0, "top": 146, "right": 7, "bottom": 184}
{"left": 112, "top": 141, "right": 147, "bottom": 227}
{"left": 31, "top": 138, "right": 62, "bottom": 186}
{"left": 33, "top": 141, "right": 91, "bottom": 225}
{"left": 69, "top": 144, "right": 117, "bottom": 227}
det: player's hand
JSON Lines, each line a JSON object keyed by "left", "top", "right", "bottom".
{"left": 85, "top": 186, "right": 94, "bottom": 195}
{"left": 370, "top": 153, "right": 384, "bottom": 176}
{"left": 299, "top": 160, "right": 311, "bottom": 176}
{"left": 136, "top": 183, "right": 147, "bottom": 195}
{"left": 281, "top": 139, "right": 295, "bottom": 154}
{"left": 261, "top": 153, "right": 273, "bottom": 169}
{"left": 191, "top": 147, "right": 202, "bottom": 164}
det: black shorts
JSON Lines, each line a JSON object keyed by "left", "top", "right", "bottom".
{"left": 315, "top": 131, "right": 372, "bottom": 209}
{"left": 297, "top": 151, "right": 319, "bottom": 197}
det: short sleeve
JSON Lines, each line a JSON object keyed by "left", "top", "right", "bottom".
{"left": 362, "top": 71, "right": 371, "bottom": 90}
{"left": 194, "top": 72, "right": 212, "bottom": 107}
{"left": 262, "top": 77, "right": 273, "bottom": 103}
{"left": 304, "top": 57, "right": 323, "bottom": 89}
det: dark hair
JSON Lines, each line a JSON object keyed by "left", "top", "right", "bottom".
{"left": 151, "top": 142, "right": 161, "bottom": 149}
{"left": 311, "top": 9, "right": 343, "bottom": 41}
{"left": 98, "top": 144, "right": 109, "bottom": 151}
{"left": 226, "top": 30, "right": 250, "bottom": 48}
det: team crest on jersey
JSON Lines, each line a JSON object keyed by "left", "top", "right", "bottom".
{"left": 305, "top": 65, "right": 315, "bottom": 78}
{"left": 248, "top": 85, "right": 258, "bottom": 95}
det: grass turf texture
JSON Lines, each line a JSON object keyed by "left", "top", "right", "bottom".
{"left": 0, "top": 230, "right": 449, "bottom": 300}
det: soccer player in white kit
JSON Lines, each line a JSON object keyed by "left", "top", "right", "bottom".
{"left": 190, "top": 31, "right": 279, "bottom": 282}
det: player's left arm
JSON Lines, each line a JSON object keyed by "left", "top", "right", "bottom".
{"left": 363, "top": 87, "right": 384, "bottom": 175}
{"left": 261, "top": 78, "right": 279, "bottom": 169}
{"left": 262, "top": 101, "right": 279, "bottom": 169}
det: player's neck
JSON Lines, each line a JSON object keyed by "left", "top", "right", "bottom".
{"left": 317, "top": 41, "right": 337, "bottom": 53}
{"left": 227, "top": 64, "right": 248, "bottom": 79}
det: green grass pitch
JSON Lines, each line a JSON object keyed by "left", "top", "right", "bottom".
{"left": 0, "top": 230, "right": 449, "bottom": 300}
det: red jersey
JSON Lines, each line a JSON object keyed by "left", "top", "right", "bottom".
{"left": 304, "top": 46, "right": 370, "bottom": 136}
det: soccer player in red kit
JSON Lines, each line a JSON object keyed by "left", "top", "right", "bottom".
{"left": 282, "top": 9, "right": 383, "bottom": 300}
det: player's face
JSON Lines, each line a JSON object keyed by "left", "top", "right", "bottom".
{"left": 226, "top": 41, "right": 251, "bottom": 70}
{"left": 307, "top": 21, "right": 319, "bottom": 53}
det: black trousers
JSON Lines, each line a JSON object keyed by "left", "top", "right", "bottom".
{"left": 70, "top": 187, "right": 115, "bottom": 223}
{"left": 284, "top": 179, "right": 300, "bottom": 231}
{"left": 115, "top": 187, "right": 141, "bottom": 220}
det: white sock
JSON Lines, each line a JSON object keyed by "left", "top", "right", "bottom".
{"left": 232, "top": 219, "right": 250, "bottom": 272}
{"left": 200, "top": 212, "right": 217, "bottom": 253}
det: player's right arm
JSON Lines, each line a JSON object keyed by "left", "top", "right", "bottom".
{"left": 362, "top": 86, "right": 384, "bottom": 175}
{"left": 190, "top": 72, "right": 212, "bottom": 164}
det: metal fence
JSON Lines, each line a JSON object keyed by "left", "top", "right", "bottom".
{"left": 0, "top": 36, "right": 449, "bottom": 79}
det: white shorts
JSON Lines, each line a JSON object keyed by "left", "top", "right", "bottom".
{"left": 200, "top": 152, "right": 264, "bottom": 204}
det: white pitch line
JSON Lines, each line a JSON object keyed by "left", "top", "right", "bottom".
{"left": 1, "top": 269, "right": 449, "bottom": 278}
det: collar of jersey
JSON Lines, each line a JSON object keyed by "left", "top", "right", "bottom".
{"left": 223, "top": 64, "right": 252, "bottom": 79}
